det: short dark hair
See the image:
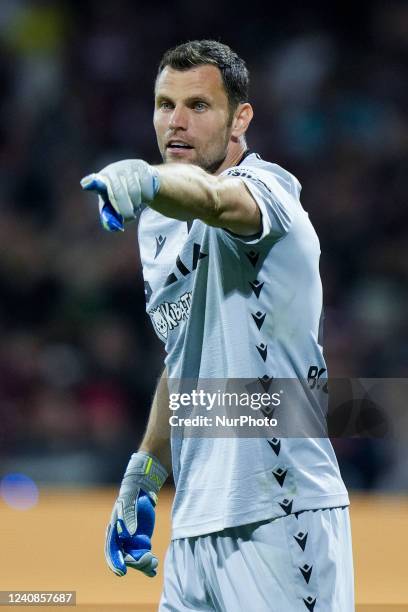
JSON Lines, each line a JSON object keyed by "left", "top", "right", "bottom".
{"left": 157, "top": 40, "right": 249, "bottom": 112}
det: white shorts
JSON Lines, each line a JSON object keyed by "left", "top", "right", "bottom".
{"left": 159, "top": 506, "right": 354, "bottom": 612}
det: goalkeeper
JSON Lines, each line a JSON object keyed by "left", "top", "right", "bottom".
{"left": 81, "top": 40, "right": 354, "bottom": 611}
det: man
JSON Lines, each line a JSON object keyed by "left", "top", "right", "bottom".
{"left": 81, "top": 40, "right": 354, "bottom": 611}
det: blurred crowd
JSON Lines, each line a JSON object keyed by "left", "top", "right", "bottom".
{"left": 0, "top": 0, "right": 407, "bottom": 487}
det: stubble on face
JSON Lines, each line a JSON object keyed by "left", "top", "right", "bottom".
{"left": 161, "top": 133, "right": 230, "bottom": 174}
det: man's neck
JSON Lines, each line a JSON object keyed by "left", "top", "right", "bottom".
{"left": 215, "top": 142, "right": 248, "bottom": 175}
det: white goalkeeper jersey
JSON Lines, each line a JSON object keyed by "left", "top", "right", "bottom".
{"left": 137, "top": 152, "right": 349, "bottom": 539}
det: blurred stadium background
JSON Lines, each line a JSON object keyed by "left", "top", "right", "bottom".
{"left": 0, "top": 0, "right": 407, "bottom": 608}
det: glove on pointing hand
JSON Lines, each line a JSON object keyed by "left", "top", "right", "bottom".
{"left": 81, "top": 160, "right": 160, "bottom": 232}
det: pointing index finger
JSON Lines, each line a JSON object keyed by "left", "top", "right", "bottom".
{"left": 80, "top": 174, "right": 107, "bottom": 194}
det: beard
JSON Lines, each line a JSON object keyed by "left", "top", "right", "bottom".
{"left": 197, "top": 150, "right": 228, "bottom": 174}
{"left": 160, "top": 133, "right": 230, "bottom": 175}
{"left": 161, "top": 148, "right": 227, "bottom": 174}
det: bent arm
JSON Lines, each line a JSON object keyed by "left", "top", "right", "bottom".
{"left": 139, "top": 368, "right": 172, "bottom": 474}
{"left": 152, "top": 163, "right": 261, "bottom": 236}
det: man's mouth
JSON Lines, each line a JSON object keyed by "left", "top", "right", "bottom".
{"left": 166, "top": 140, "right": 194, "bottom": 150}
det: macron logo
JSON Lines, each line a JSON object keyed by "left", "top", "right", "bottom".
{"left": 155, "top": 234, "right": 167, "bottom": 259}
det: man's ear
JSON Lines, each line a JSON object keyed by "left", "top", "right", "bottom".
{"left": 231, "top": 103, "right": 254, "bottom": 139}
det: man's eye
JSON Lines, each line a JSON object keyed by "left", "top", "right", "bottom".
{"left": 194, "top": 102, "right": 207, "bottom": 111}
{"left": 160, "top": 101, "right": 173, "bottom": 110}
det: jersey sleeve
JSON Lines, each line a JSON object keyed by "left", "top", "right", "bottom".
{"left": 222, "top": 164, "right": 301, "bottom": 244}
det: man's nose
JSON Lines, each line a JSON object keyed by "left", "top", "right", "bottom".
{"left": 168, "top": 105, "right": 188, "bottom": 131}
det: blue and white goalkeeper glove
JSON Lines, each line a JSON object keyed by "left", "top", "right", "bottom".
{"left": 80, "top": 160, "right": 160, "bottom": 232}
{"left": 105, "top": 451, "right": 168, "bottom": 578}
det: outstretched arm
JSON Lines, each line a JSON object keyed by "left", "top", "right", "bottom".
{"left": 81, "top": 159, "right": 261, "bottom": 236}
{"left": 152, "top": 162, "right": 261, "bottom": 236}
